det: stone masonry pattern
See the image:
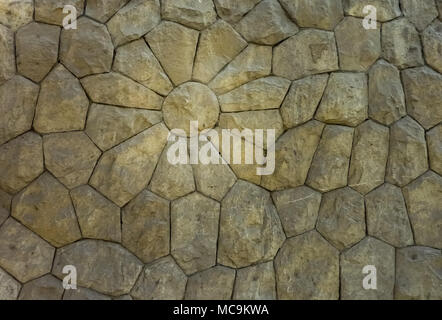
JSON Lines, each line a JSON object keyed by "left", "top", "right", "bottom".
{"left": 0, "top": 0, "right": 441, "bottom": 300}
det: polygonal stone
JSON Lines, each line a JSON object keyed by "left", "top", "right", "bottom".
{"left": 161, "top": 0, "right": 217, "bottom": 30}
{"left": 423, "top": 21, "right": 442, "bottom": 75}
{"left": 214, "top": 0, "right": 261, "bottom": 23}
{"left": 386, "top": 117, "right": 428, "bottom": 187}
{"left": 113, "top": 39, "right": 173, "bottom": 96}
{"left": 273, "top": 30, "right": 339, "bottom": 80}
{"left": 218, "top": 181, "right": 285, "bottom": 268}
{"left": 403, "top": 172, "right": 442, "bottom": 249}
{"left": 275, "top": 231, "right": 339, "bottom": 300}
{"left": 280, "top": 0, "right": 343, "bottom": 30}
{"left": 0, "top": 0, "right": 33, "bottom": 30}
{"left": 438, "top": 0, "right": 442, "bottom": 17}
{"left": 395, "top": 246, "right": 442, "bottom": 299}
{"left": 236, "top": 0, "right": 298, "bottom": 45}
{"left": 0, "top": 132, "right": 44, "bottom": 194}
{"left": 146, "top": 21, "right": 199, "bottom": 86}
{"left": 402, "top": 0, "right": 438, "bottom": 31}
{"left": 316, "top": 73, "right": 368, "bottom": 127}
{"left": 335, "top": 17, "right": 381, "bottom": 71}
{"left": 86, "top": 0, "right": 129, "bottom": 23}
{"left": 368, "top": 59, "right": 406, "bottom": 125}
{"left": 122, "top": 190, "right": 170, "bottom": 263}
{"left": 402, "top": 67, "right": 442, "bottom": 129}
{"left": 0, "top": 218, "right": 55, "bottom": 283}
{"left": 0, "top": 24, "right": 15, "bottom": 85}
{"left": 71, "top": 185, "right": 121, "bottom": 243}
{"left": 34, "top": 64, "right": 89, "bottom": 134}
{"left": 90, "top": 123, "right": 169, "bottom": 207}
{"left": 317, "top": 187, "right": 366, "bottom": 250}
{"left": 382, "top": 18, "right": 424, "bottom": 69}
{"left": 185, "top": 266, "right": 235, "bottom": 300}
{"left": 0, "top": 267, "right": 21, "bottom": 300}
{"left": 107, "top": 0, "right": 160, "bottom": 47}
{"left": 19, "top": 275, "right": 63, "bottom": 300}
{"left": 307, "top": 125, "right": 354, "bottom": 192}
{"left": 131, "top": 256, "right": 187, "bottom": 300}
{"left": 0, "top": 190, "right": 11, "bottom": 226}
{"left": 0, "top": 76, "right": 39, "bottom": 145}
{"left": 60, "top": 17, "right": 113, "bottom": 78}
{"left": 171, "top": 193, "right": 220, "bottom": 275}
{"left": 43, "top": 132, "right": 101, "bottom": 189}
{"left": 35, "top": 0, "right": 84, "bottom": 26}
{"left": 12, "top": 172, "right": 82, "bottom": 247}
{"left": 16, "top": 22, "right": 60, "bottom": 82}
{"left": 341, "top": 237, "right": 395, "bottom": 300}
{"left": 427, "top": 125, "right": 442, "bottom": 175}
{"left": 53, "top": 240, "right": 143, "bottom": 296}
{"left": 233, "top": 262, "right": 276, "bottom": 300}
{"left": 272, "top": 186, "right": 322, "bottom": 237}
{"left": 343, "top": 0, "right": 401, "bottom": 22}
{"left": 280, "top": 74, "right": 328, "bottom": 128}
{"left": 366, "top": 184, "right": 414, "bottom": 247}
{"left": 219, "top": 77, "right": 291, "bottom": 112}
{"left": 261, "top": 120, "right": 324, "bottom": 191}
{"left": 63, "top": 287, "right": 111, "bottom": 300}
{"left": 193, "top": 20, "right": 247, "bottom": 84}
{"left": 348, "top": 120, "right": 389, "bottom": 194}
{"left": 209, "top": 44, "right": 272, "bottom": 94}
{"left": 163, "top": 82, "right": 220, "bottom": 136}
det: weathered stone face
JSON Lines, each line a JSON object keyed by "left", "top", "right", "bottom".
{"left": 214, "top": 0, "right": 261, "bottom": 23}
{"left": 427, "top": 125, "right": 442, "bottom": 175}
{"left": 35, "top": 0, "right": 84, "bottom": 26}
{"left": 63, "top": 287, "right": 111, "bottom": 300}
{"left": 0, "top": 0, "right": 33, "bottom": 31}
{"left": 86, "top": 0, "right": 129, "bottom": 23}
{"left": 0, "top": 190, "right": 11, "bottom": 226}
{"left": 0, "top": 24, "right": 15, "bottom": 85}
{"left": 401, "top": 0, "right": 438, "bottom": 32}
{"left": 423, "top": 20, "right": 442, "bottom": 73}
{"left": 343, "top": 0, "right": 401, "bottom": 22}
{"left": 161, "top": 0, "right": 216, "bottom": 31}
{"left": 185, "top": 266, "right": 236, "bottom": 300}
{"left": 0, "top": 267, "right": 21, "bottom": 300}
{"left": 19, "top": 275, "right": 63, "bottom": 300}
{"left": 233, "top": 262, "right": 276, "bottom": 300}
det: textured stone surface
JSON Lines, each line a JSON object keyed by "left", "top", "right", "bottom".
{"left": 343, "top": 0, "right": 401, "bottom": 22}
{"left": 427, "top": 125, "right": 442, "bottom": 175}
{"left": 53, "top": 240, "right": 143, "bottom": 296}
{"left": 0, "top": 267, "right": 21, "bottom": 300}
{"left": 0, "top": 24, "right": 15, "bottom": 85}
{"left": 218, "top": 181, "right": 285, "bottom": 268}
{"left": 366, "top": 184, "right": 414, "bottom": 247}
{"left": 386, "top": 117, "right": 428, "bottom": 187}
{"left": 185, "top": 266, "right": 235, "bottom": 300}
{"left": 19, "top": 275, "right": 63, "bottom": 300}
{"left": 0, "top": 190, "right": 11, "bottom": 226}
{"left": 0, "top": 0, "right": 33, "bottom": 30}
{"left": 43, "top": 132, "right": 101, "bottom": 189}
{"left": 316, "top": 187, "right": 366, "bottom": 250}
{"left": 402, "top": 0, "right": 438, "bottom": 31}
{"left": 273, "top": 30, "right": 338, "bottom": 80}
{"left": 162, "top": 0, "right": 217, "bottom": 30}
{"left": 193, "top": 161, "right": 237, "bottom": 201}
{"left": 423, "top": 20, "right": 442, "bottom": 73}
{"left": 233, "top": 262, "right": 276, "bottom": 300}
{"left": 0, "top": 76, "right": 39, "bottom": 145}
{"left": 395, "top": 246, "right": 442, "bottom": 299}
{"left": 214, "top": 0, "right": 261, "bottom": 23}
{"left": 341, "top": 237, "right": 395, "bottom": 300}
{"left": 275, "top": 231, "right": 339, "bottom": 300}
{"left": 403, "top": 172, "right": 442, "bottom": 249}
{"left": 122, "top": 190, "right": 170, "bottom": 263}
{"left": 86, "top": 0, "right": 129, "bottom": 23}
{"left": 0, "top": 132, "right": 44, "bottom": 194}
{"left": 63, "top": 287, "right": 111, "bottom": 300}
{"left": 12, "top": 173, "right": 81, "bottom": 247}
{"left": 35, "top": 0, "right": 84, "bottom": 26}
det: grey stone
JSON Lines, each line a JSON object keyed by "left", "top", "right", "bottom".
{"left": 233, "top": 262, "right": 276, "bottom": 300}
{"left": 0, "top": 267, "right": 21, "bottom": 300}
{"left": 19, "top": 275, "right": 63, "bottom": 300}
{"left": 401, "top": 0, "right": 438, "bottom": 31}
{"left": 214, "top": 0, "right": 261, "bottom": 23}
{"left": 343, "top": 0, "right": 401, "bottom": 22}
{"left": 35, "top": 0, "right": 84, "bottom": 26}
{"left": 161, "top": 0, "right": 217, "bottom": 30}
{"left": 86, "top": 0, "right": 129, "bottom": 23}
{"left": 422, "top": 20, "right": 442, "bottom": 73}
{"left": 0, "top": 24, "right": 15, "bottom": 85}
{"left": 185, "top": 266, "right": 235, "bottom": 300}
{"left": 427, "top": 125, "right": 442, "bottom": 175}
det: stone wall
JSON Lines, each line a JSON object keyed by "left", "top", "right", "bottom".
{"left": 0, "top": 0, "right": 441, "bottom": 300}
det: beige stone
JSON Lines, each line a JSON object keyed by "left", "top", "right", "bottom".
{"left": 0, "top": 190, "right": 11, "bottom": 226}
{"left": 402, "top": 0, "right": 438, "bottom": 31}
{"left": 43, "top": 132, "right": 101, "bottom": 189}
{"left": 317, "top": 187, "right": 366, "bottom": 250}
{"left": 19, "top": 275, "right": 63, "bottom": 300}
{"left": 0, "top": 0, "right": 33, "bottom": 31}
{"left": 423, "top": 20, "right": 442, "bottom": 73}
{"left": 122, "top": 190, "right": 170, "bottom": 263}
{"left": 214, "top": 0, "right": 261, "bottom": 23}
{"left": 0, "top": 267, "right": 21, "bottom": 300}
{"left": 348, "top": 120, "right": 389, "bottom": 194}
{"left": 427, "top": 125, "right": 442, "bottom": 175}
{"left": 275, "top": 231, "right": 339, "bottom": 300}
{"left": 185, "top": 266, "right": 235, "bottom": 300}
{"left": 35, "top": 0, "right": 84, "bottom": 26}
{"left": 161, "top": 0, "right": 217, "bottom": 30}
{"left": 0, "top": 132, "right": 44, "bottom": 194}
{"left": 146, "top": 21, "right": 199, "bottom": 86}
{"left": 343, "top": 0, "right": 401, "bottom": 22}
{"left": 86, "top": 0, "right": 129, "bottom": 23}
{"left": 273, "top": 30, "right": 339, "bottom": 80}
{"left": 0, "top": 24, "right": 15, "bottom": 85}
{"left": 233, "top": 262, "right": 276, "bottom": 300}
{"left": 12, "top": 172, "right": 81, "bottom": 247}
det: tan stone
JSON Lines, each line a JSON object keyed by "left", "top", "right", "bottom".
{"left": 19, "top": 275, "right": 63, "bottom": 300}
{"left": 34, "top": 64, "right": 89, "bottom": 134}
{"left": 275, "top": 231, "right": 339, "bottom": 300}
{"left": 218, "top": 180, "right": 285, "bottom": 268}
{"left": 12, "top": 172, "right": 82, "bottom": 247}
{"left": 90, "top": 123, "right": 169, "bottom": 207}
{"left": 317, "top": 187, "right": 366, "bottom": 250}
{"left": 427, "top": 125, "right": 442, "bottom": 175}
{"left": 209, "top": 44, "right": 272, "bottom": 94}
{"left": 0, "top": 218, "right": 55, "bottom": 283}
{"left": 35, "top": 0, "right": 84, "bottom": 26}
{"left": 185, "top": 266, "right": 235, "bottom": 300}
{"left": 273, "top": 30, "right": 339, "bottom": 80}
{"left": 402, "top": 0, "right": 438, "bottom": 31}
{"left": 63, "top": 287, "right": 111, "bottom": 300}
{"left": 214, "top": 0, "right": 261, "bottom": 23}
{"left": 86, "top": 0, "right": 129, "bottom": 23}
{"left": 0, "top": 190, "right": 11, "bottom": 226}
{"left": 71, "top": 185, "right": 121, "bottom": 243}
{"left": 423, "top": 20, "right": 442, "bottom": 73}
{"left": 316, "top": 73, "right": 368, "bottom": 127}
{"left": 53, "top": 240, "right": 143, "bottom": 296}
{"left": 348, "top": 120, "right": 389, "bottom": 194}
{"left": 0, "top": 24, "right": 15, "bottom": 85}
{"left": 0, "top": 132, "right": 44, "bottom": 194}
{"left": 122, "top": 190, "right": 170, "bottom": 263}
{"left": 193, "top": 20, "right": 247, "bottom": 84}
{"left": 0, "top": 267, "right": 20, "bottom": 300}
{"left": 81, "top": 73, "right": 163, "bottom": 110}
{"left": 0, "top": 0, "right": 33, "bottom": 31}
{"left": 343, "top": 0, "right": 401, "bottom": 22}
{"left": 272, "top": 186, "right": 322, "bottom": 237}
{"left": 233, "top": 262, "right": 276, "bottom": 300}
{"left": 386, "top": 117, "right": 428, "bottom": 187}
{"left": 43, "top": 132, "right": 101, "bottom": 189}
{"left": 0, "top": 76, "right": 39, "bottom": 145}
{"left": 146, "top": 21, "right": 199, "bottom": 86}
{"left": 161, "top": 0, "right": 217, "bottom": 30}
{"left": 366, "top": 184, "right": 414, "bottom": 247}
{"left": 307, "top": 125, "right": 354, "bottom": 192}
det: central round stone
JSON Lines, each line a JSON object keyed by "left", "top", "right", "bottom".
{"left": 163, "top": 82, "right": 220, "bottom": 136}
